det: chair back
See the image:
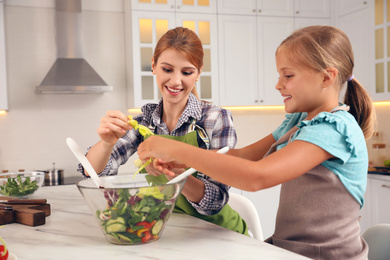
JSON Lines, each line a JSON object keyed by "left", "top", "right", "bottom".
{"left": 362, "top": 223, "right": 390, "bottom": 260}
{"left": 228, "top": 192, "right": 263, "bottom": 240}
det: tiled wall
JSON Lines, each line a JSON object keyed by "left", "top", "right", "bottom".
{"left": 1, "top": 1, "right": 389, "bottom": 179}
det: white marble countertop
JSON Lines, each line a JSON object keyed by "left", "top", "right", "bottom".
{"left": 1, "top": 185, "right": 310, "bottom": 260}
{"left": 368, "top": 173, "right": 390, "bottom": 181}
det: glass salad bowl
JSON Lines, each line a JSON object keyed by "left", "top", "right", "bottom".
{"left": 0, "top": 171, "right": 45, "bottom": 198}
{"left": 77, "top": 174, "right": 186, "bottom": 245}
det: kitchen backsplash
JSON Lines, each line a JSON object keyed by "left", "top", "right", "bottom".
{"left": 0, "top": 1, "right": 389, "bottom": 178}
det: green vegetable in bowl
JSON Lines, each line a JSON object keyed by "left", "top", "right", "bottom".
{"left": 97, "top": 187, "right": 172, "bottom": 244}
{"left": 0, "top": 175, "right": 39, "bottom": 197}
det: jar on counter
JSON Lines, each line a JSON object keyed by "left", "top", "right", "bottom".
{"left": 371, "top": 143, "right": 386, "bottom": 166}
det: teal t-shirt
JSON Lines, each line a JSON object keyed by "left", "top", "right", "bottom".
{"left": 272, "top": 109, "right": 368, "bottom": 207}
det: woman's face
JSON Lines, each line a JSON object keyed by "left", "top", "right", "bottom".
{"left": 275, "top": 51, "right": 329, "bottom": 119}
{"left": 152, "top": 48, "right": 201, "bottom": 107}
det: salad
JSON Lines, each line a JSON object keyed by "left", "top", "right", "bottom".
{"left": 97, "top": 186, "right": 173, "bottom": 244}
{"left": 0, "top": 175, "right": 39, "bottom": 197}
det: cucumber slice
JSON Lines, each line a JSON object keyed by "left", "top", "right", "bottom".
{"left": 151, "top": 220, "right": 164, "bottom": 235}
{"left": 117, "top": 233, "right": 132, "bottom": 242}
{"left": 106, "top": 223, "right": 126, "bottom": 233}
{"left": 106, "top": 217, "right": 125, "bottom": 226}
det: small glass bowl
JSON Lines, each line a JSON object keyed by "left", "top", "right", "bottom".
{"left": 77, "top": 174, "right": 185, "bottom": 245}
{"left": 0, "top": 171, "right": 45, "bottom": 198}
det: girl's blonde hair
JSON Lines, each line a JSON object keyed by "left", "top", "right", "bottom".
{"left": 276, "top": 25, "right": 376, "bottom": 138}
{"left": 153, "top": 27, "right": 203, "bottom": 100}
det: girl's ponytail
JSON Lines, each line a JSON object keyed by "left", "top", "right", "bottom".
{"left": 343, "top": 78, "right": 376, "bottom": 139}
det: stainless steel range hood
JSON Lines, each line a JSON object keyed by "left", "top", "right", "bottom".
{"left": 36, "top": 0, "right": 112, "bottom": 94}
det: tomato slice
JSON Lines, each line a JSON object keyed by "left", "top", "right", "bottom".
{"left": 141, "top": 231, "right": 153, "bottom": 243}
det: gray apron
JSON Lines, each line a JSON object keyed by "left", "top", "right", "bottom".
{"left": 264, "top": 108, "right": 368, "bottom": 260}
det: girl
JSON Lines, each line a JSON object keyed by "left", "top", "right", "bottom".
{"left": 78, "top": 27, "right": 248, "bottom": 235}
{"left": 137, "top": 25, "right": 375, "bottom": 259}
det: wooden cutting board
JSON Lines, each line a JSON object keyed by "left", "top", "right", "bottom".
{"left": 0, "top": 196, "right": 51, "bottom": 226}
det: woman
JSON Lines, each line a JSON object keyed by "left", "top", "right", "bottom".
{"left": 78, "top": 27, "right": 248, "bottom": 235}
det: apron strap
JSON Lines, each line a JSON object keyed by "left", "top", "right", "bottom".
{"left": 148, "top": 118, "right": 210, "bottom": 150}
{"left": 189, "top": 118, "right": 210, "bottom": 150}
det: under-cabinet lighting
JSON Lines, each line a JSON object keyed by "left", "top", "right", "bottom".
{"left": 128, "top": 108, "right": 142, "bottom": 114}
{"left": 0, "top": 110, "right": 6, "bottom": 115}
{"left": 373, "top": 101, "right": 390, "bottom": 106}
{"left": 128, "top": 101, "right": 390, "bottom": 114}
{"left": 128, "top": 106, "right": 285, "bottom": 114}
{"left": 222, "top": 105, "right": 285, "bottom": 110}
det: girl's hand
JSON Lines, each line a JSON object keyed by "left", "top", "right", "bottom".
{"left": 97, "top": 111, "right": 132, "bottom": 146}
{"left": 145, "top": 159, "right": 182, "bottom": 178}
{"left": 138, "top": 136, "right": 187, "bottom": 169}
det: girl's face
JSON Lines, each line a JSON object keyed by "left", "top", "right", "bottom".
{"left": 275, "top": 51, "right": 331, "bottom": 119}
{"left": 152, "top": 48, "right": 201, "bottom": 107}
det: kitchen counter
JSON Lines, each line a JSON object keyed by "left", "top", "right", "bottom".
{"left": 0, "top": 185, "right": 310, "bottom": 260}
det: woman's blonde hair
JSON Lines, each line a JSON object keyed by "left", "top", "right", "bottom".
{"left": 276, "top": 25, "right": 376, "bottom": 138}
{"left": 153, "top": 27, "right": 203, "bottom": 99}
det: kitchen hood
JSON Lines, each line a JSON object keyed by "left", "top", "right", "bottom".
{"left": 36, "top": 0, "right": 112, "bottom": 94}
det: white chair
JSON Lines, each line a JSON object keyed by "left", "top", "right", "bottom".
{"left": 228, "top": 192, "right": 264, "bottom": 240}
{"left": 362, "top": 223, "right": 390, "bottom": 260}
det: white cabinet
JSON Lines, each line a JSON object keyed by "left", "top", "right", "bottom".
{"left": 360, "top": 174, "right": 390, "bottom": 234}
{"left": 294, "top": 0, "right": 330, "bottom": 18}
{"left": 371, "top": 177, "right": 390, "bottom": 225}
{"left": 131, "top": 0, "right": 217, "bottom": 13}
{"left": 337, "top": 0, "right": 370, "bottom": 17}
{"left": 128, "top": 11, "right": 175, "bottom": 108}
{"left": 0, "top": 1, "right": 8, "bottom": 111}
{"left": 217, "top": 0, "right": 294, "bottom": 16}
{"left": 359, "top": 177, "right": 372, "bottom": 234}
{"left": 175, "top": 13, "right": 219, "bottom": 104}
{"left": 126, "top": 1, "right": 219, "bottom": 108}
{"left": 258, "top": 17, "right": 294, "bottom": 105}
{"left": 336, "top": 0, "right": 375, "bottom": 101}
{"left": 217, "top": 0, "right": 331, "bottom": 106}
{"left": 218, "top": 15, "right": 259, "bottom": 106}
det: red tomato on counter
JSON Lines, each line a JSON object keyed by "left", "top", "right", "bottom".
{"left": 0, "top": 245, "right": 8, "bottom": 260}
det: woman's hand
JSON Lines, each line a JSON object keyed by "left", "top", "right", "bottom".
{"left": 97, "top": 111, "right": 132, "bottom": 146}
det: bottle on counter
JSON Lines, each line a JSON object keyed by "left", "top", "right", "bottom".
{"left": 371, "top": 143, "right": 386, "bottom": 167}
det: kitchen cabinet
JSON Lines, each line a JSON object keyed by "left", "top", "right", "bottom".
{"left": 125, "top": 1, "right": 219, "bottom": 108}
{"left": 370, "top": 176, "right": 390, "bottom": 226}
{"left": 130, "top": 0, "right": 217, "bottom": 13}
{"left": 294, "top": 0, "right": 330, "bottom": 18}
{"left": 372, "top": 0, "right": 390, "bottom": 101}
{"left": 360, "top": 174, "right": 390, "bottom": 234}
{"left": 336, "top": 0, "right": 377, "bottom": 101}
{"left": 217, "top": 0, "right": 294, "bottom": 16}
{"left": 217, "top": 15, "right": 260, "bottom": 106}
{"left": 217, "top": 0, "right": 331, "bottom": 106}
{"left": 337, "top": 0, "right": 370, "bottom": 17}
{"left": 0, "top": 1, "right": 8, "bottom": 111}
